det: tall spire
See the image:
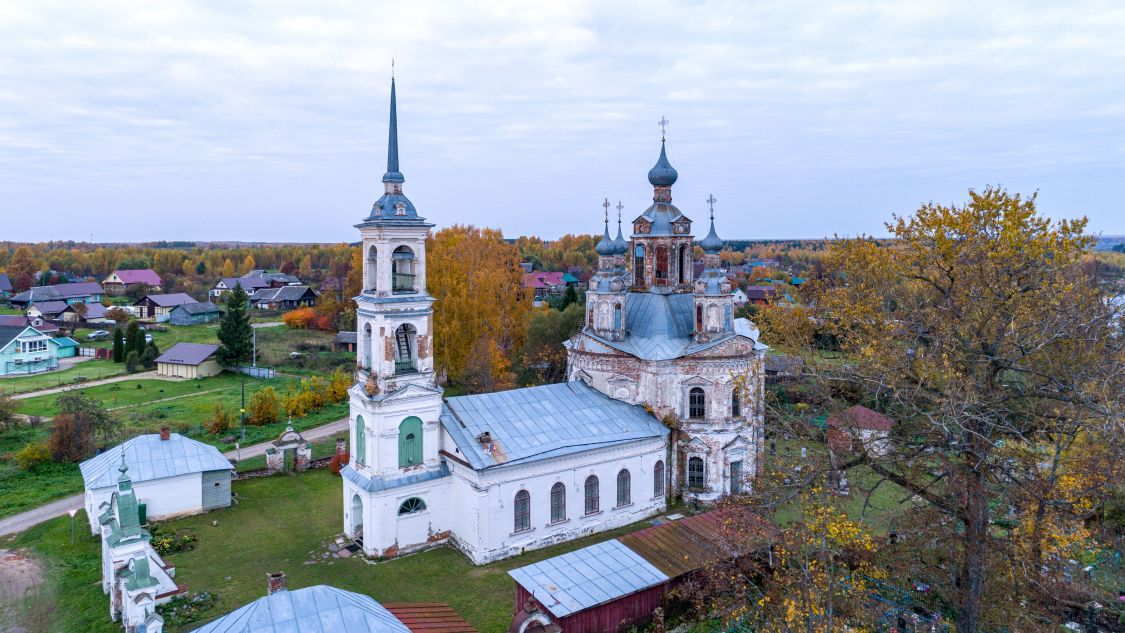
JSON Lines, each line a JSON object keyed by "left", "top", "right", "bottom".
{"left": 383, "top": 76, "right": 404, "bottom": 184}
{"left": 613, "top": 201, "right": 628, "bottom": 255}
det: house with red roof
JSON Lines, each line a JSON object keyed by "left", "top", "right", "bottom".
{"left": 521, "top": 271, "right": 579, "bottom": 300}
{"left": 826, "top": 405, "right": 895, "bottom": 456}
{"left": 103, "top": 269, "right": 163, "bottom": 294}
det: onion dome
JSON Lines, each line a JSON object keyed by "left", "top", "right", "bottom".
{"left": 595, "top": 214, "right": 616, "bottom": 256}
{"left": 647, "top": 141, "right": 678, "bottom": 187}
{"left": 700, "top": 195, "right": 724, "bottom": 254}
{"left": 613, "top": 204, "right": 629, "bottom": 255}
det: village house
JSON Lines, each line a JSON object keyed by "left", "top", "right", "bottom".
{"left": 0, "top": 323, "right": 68, "bottom": 375}
{"left": 826, "top": 405, "right": 895, "bottom": 457}
{"left": 24, "top": 300, "right": 70, "bottom": 320}
{"left": 0, "top": 273, "right": 12, "bottom": 299}
{"left": 209, "top": 269, "right": 301, "bottom": 300}
{"left": 743, "top": 284, "right": 777, "bottom": 305}
{"left": 132, "top": 293, "right": 197, "bottom": 320}
{"left": 334, "top": 330, "right": 358, "bottom": 352}
{"left": 0, "top": 314, "right": 59, "bottom": 335}
{"left": 168, "top": 300, "right": 221, "bottom": 325}
{"left": 249, "top": 284, "right": 317, "bottom": 309}
{"left": 153, "top": 343, "right": 222, "bottom": 378}
{"left": 60, "top": 300, "right": 110, "bottom": 324}
{"left": 102, "top": 269, "right": 163, "bottom": 295}
{"left": 342, "top": 80, "right": 767, "bottom": 566}
{"left": 80, "top": 427, "right": 232, "bottom": 534}
{"left": 522, "top": 271, "right": 580, "bottom": 301}
{"left": 9, "top": 281, "right": 104, "bottom": 309}
{"left": 96, "top": 454, "right": 184, "bottom": 633}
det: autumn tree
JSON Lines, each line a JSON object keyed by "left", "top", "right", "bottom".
{"left": 240, "top": 255, "right": 256, "bottom": 275}
{"left": 56, "top": 392, "right": 118, "bottom": 445}
{"left": 764, "top": 188, "right": 1125, "bottom": 631}
{"left": 518, "top": 303, "right": 584, "bottom": 385}
{"left": 342, "top": 245, "right": 363, "bottom": 330}
{"left": 221, "top": 258, "right": 235, "bottom": 278}
{"left": 7, "top": 246, "right": 38, "bottom": 292}
{"left": 427, "top": 225, "right": 532, "bottom": 390}
{"left": 105, "top": 306, "right": 131, "bottom": 325}
{"left": 48, "top": 413, "right": 92, "bottom": 462}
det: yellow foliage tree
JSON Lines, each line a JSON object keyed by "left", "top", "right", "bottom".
{"left": 240, "top": 255, "right": 256, "bottom": 275}
{"left": 221, "top": 258, "right": 235, "bottom": 278}
{"left": 248, "top": 386, "right": 280, "bottom": 426}
{"left": 427, "top": 225, "right": 532, "bottom": 389}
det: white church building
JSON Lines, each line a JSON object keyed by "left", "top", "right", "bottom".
{"left": 341, "top": 78, "right": 767, "bottom": 565}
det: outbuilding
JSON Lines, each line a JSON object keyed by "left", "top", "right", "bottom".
{"left": 154, "top": 342, "right": 222, "bottom": 378}
{"left": 80, "top": 427, "right": 233, "bottom": 534}
{"left": 827, "top": 405, "right": 895, "bottom": 457}
{"left": 168, "top": 301, "right": 221, "bottom": 325}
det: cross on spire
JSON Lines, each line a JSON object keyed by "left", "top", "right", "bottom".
{"left": 391, "top": 58, "right": 395, "bottom": 79}
{"left": 602, "top": 198, "right": 610, "bottom": 224}
{"left": 658, "top": 115, "right": 669, "bottom": 141}
{"left": 706, "top": 193, "right": 717, "bottom": 219}
{"left": 615, "top": 200, "right": 624, "bottom": 222}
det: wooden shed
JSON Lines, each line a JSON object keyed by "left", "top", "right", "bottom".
{"left": 155, "top": 342, "right": 222, "bottom": 379}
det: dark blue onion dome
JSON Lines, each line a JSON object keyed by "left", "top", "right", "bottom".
{"left": 595, "top": 220, "right": 616, "bottom": 256}
{"left": 647, "top": 140, "right": 678, "bottom": 187}
{"left": 700, "top": 215, "right": 724, "bottom": 254}
{"left": 613, "top": 210, "right": 629, "bottom": 255}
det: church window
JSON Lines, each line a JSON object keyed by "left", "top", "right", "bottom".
{"left": 514, "top": 490, "right": 531, "bottom": 532}
{"left": 688, "top": 456, "right": 706, "bottom": 489}
{"left": 550, "top": 482, "right": 566, "bottom": 523}
{"left": 732, "top": 390, "right": 741, "bottom": 417}
{"left": 653, "top": 460, "right": 665, "bottom": 497}
{"left": 633, "top": 245, "right": 645, "bottom": 285}
{"left": 398, "top": 497, "right": 426, "bottom": 515}
{"left": 616, "top": 469, "right": 631, "bottom": 507}
{"left": 730, "top": 460, "right": 744, "bottom": 494}
{"left": 695, "top": 305, "right": 703, "bottom": 331}
{"left": 391, "top": 246, "right": 415, "bottom": 293}
{"left": 613, "top": 303, "right": 622, "bottom": 330}
{"left": 355, "top": 416, "right": 366, "bottom": 466}
{"left": 655, "top": 245, "right": 668, "bottom": 281}
{"left": 584, "top": 475, "right": 600, "bottom": 515}
{"left": 689, "top": 387, "right": 705, "bottom": 419}
{"left": 363, "top": 323, "right": 373, "bottom": 370}
{"left": 678, "top": 245, "right": 688, "bottom": 284}
{"left": 398, "top": 416, "right": 423, "bottom": 467}
{"left": 724, "top": 304, "right": 732, "bottom": 330}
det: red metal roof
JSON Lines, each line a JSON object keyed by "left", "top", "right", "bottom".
{"left": 112, "top": 269, "right": 163, "bottom": 285}
{"left": 827, "top": 405, "right": 894, "bottom": 432}
{"left": 522, "top": 272, "right": 567, "bottom": 289}
{"left": 616, "top": 508, "right": 777, "bottom": 579}
{"left": 384, "top": 603, "right": 478, "bottom": 633}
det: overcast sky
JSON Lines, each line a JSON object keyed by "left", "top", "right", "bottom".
{"left": 2, "top": 1, "right": 1123, "bottom": 243}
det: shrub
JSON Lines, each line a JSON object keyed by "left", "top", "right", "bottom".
{"left": 205, "top": 402, "right": 232, "bottom": 435}
{"left": 157, "top": 591, "right": 216, "bottom": 627}
{"left": 282, "top": 307, "right": 315, "bottom": 329}
{"left": 48, "top": 413, "right": 92, "bottom": 462}
{"left": 125, "top": 350, "right": 140, "bottom": 372}
{"left": 328, "top": 450, "right": 350, "bottom": 476}
{"left": 14, "top": 442, "right": 51, "bottom": 471}
{"left": 248, "top": 386, "right": 280, "bottom": 426}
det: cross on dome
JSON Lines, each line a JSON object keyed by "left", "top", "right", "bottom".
{"left": 658, "top": 115, "right": 669, "bottom": 141}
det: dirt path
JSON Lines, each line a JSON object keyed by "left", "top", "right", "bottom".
{"left": 0, "top": 416, "right": 349, "bottom": 537}
{"left": 8, "top": 370, "right": 186, "bottom": 400}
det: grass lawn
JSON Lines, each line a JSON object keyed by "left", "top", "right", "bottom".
{"left": 81, "top": 322, "right": 221, "bottom": 351}
{"left": 0, "top": 360, "right": 127, "bottom": 395}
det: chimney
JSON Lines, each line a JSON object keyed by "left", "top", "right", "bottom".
{"left": 267, "top": 572, "right": 287, "bottom": 595}
{"left": 160, "top": 426, "right": 170, "bottom": 441}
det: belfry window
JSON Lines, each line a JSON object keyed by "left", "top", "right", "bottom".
{"left": 393, "top": 324, "right": 417, "bottom": 374}
{"left": 655, "top": 245, "right": 668, "bottom": 281}
{"left": 366, "top": 245, "right": 378, "bottom": 292}
{"left": 678, "top": 245, "right": 688, "bottom": 284}
{"left": 633, "top": 245, "right": 645, "bottom": 285}
{"left": 613, "top": 303, "right": 622, "bottom": 330}
{"left": 391, "top": 246, "right": 415, "bottom": 293}
{"left": 398, "top": 416, "right": 423, "bottom": 467}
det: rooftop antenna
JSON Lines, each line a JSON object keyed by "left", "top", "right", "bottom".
{"left": 706, "top": 193, "right": 717, "bottom": 220}
{"left": 658, "top": 115, "right": 669, "bottom": 142}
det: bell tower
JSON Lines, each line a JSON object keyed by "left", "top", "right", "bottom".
{"left": 348, "top": 76, "right": 443, "bottom": 481}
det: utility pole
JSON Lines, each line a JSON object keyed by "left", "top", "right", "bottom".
{"left": 240, "top": 370, "right": 246, "bottom": 442}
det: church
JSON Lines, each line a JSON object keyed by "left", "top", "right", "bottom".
{"left": 340, "top": 78, "right": 768, "bottom": 565}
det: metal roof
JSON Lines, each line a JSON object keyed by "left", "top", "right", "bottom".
{"left": 341, "top": 462, "right": 450, "bottom": 493}
{"left": 507, "top": 540, "right": 668, "bottom": 618}
{"left": 111, "top": 269, "right": 163, "bottom": 285}
{"left": 617, "top": 509, "right": 778, "bottom": 579}
{"left": 383, "top": 603, "right": 477, "bottom": 633}
{"left": 188, "top": 585, "right": 411, "bottom": 633}
{"left": 140, "top": 293, "right": 197, "bottom": 307}
{"left": 154, "top": 342, "right": 219, "bottom": 366}
{"left": 29, "top": 300, "right": 69, "bottom": 315}
{"left": 80, "top": 432, "right": 232, "bottom": 490}
{"left": 10, "top": 282, "right": 103, "bottom": 303}
{"left": 174, "top": 301, "right": 220, "bottom": 315}
{"left": 439, "top": 381, "right": 668, "bottom": 471}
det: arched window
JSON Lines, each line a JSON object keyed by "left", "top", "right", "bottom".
{"left": 688, "top": 456, "right": 705, "bottom": 489}
{"left": 679, "top": 245, "right": 689, "bottom": 284}
{"left": 730, "top": 460, "right": 744, "bottom": 494}
{"left": 732, "top": 389, "right": 741, "bottom": 417}
{"left": 724, "top": 304, "right": 732, "bottom": 331}
{"left": 655, "top": 245, "right": 668, "bottom": 281}
{"left": 584, "top": 475, "right": 600, "bottom": 515}
{"left": 398, "top": 497, "right": 426, "bottom": 515}
{"left": 616, "top": 469, "right": 631, "bottom": 507}
{"left": 633, "top": 245, "right": 645, "bottom": 285}
{"left": 391, "top": 245, "right": 415, "bottom": 293}
{"left": 394, "top": 324, "right": 416, "bottom": 374}
{"left": 355, "top": 416, "right": 366, "bottom": 466}
{"left": 689, "top": 387, "right": 705, "bottom": 418}
{"left": 514, "top": 490, "right": 531, "bottom": 532}
{"left": 398, "top": 416, "right": 423, "bottom": 467}
{"left": 350, "top": 494, "right": 363, "bottom": 533}
{"left": 366, "top": 245, "right": 378, "bottom": 292}
{"left": 613, "top": 303, "right": 622, "bottom": 330}
{"left": 550, "top": 482, "right": 566, "bottom": 523}
{"left": 695, "top": 304, "right": 703, "bottom": 331}
{"left": 653, "top": 460, "right": 665, "bottom": 497}
{"left": 362, "top": 323, "right": 372, "bottom": 370}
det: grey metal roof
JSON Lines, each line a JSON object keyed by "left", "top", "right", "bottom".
{"left": 0, "top": 273, "right": 11, "bottom": 292}
{"left": 439, "top": 381, "right": 668, "bottom": 471}
{"left": 10, "top": 282, "right": 103, "bottom": 303}
{"left": 251, "top": 285, "right": 316, "bottom": 302}
{"left": 141, "top": 293, "right": 197, "bottom": 307}
{"left": 507, "top": 539, "right": 669, "bottom": 618}
{"left": 30, "top": 300, "right": 69, "bottom": 315}
{"left": 341, "top": 462, "right": 450, "bottom": 493}
{"left": 0, "top": 325, "right": 27, "bottom": 349}
{"left": 335, "top": 331, "right": 357, "bottom": 344}
{"left": 154, "top": 342, "right": 219, "bottom": 366}
{"left": 80, "top": 432, "right": 232, "bottom": 490}
{"left": 173, "top": 301, "right": 220, "bottom": 315}
{"left": 79, "top": 301, "right": 107, "bottom": 319}
{"left": 188, "top": 585, "right": 410, "bottom": 633}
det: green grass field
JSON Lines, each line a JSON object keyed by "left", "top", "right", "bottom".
{"left": 81, "top": 322, "right": 222, "bottom": 350}
{"left": 5, "top": 469, "right": 666, "bottom": 632}
{"left": 0, "top": 360, "right": 128, "bottom": 395}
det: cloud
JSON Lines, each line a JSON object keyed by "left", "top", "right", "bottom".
{"left": 0, "top": 0, "right": 1123, "bottom": 241}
